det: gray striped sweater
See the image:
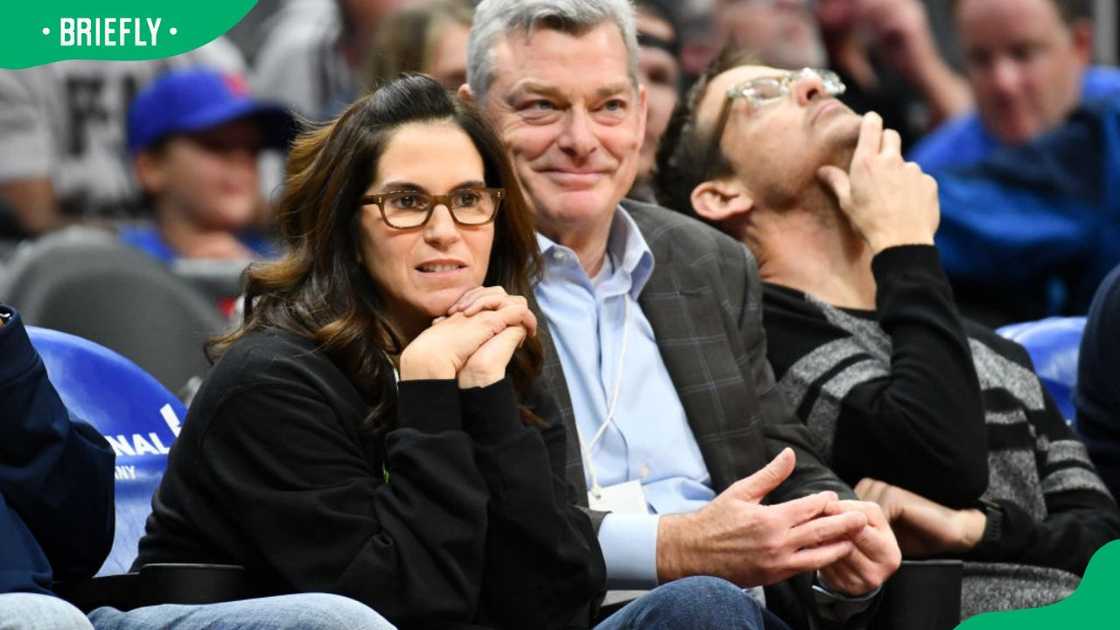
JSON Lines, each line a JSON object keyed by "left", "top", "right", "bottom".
{"left": 761, "top": 245, "right": 1120, "bottom": 617}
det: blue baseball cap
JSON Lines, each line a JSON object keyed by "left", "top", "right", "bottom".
{"left": 127, "top": 67, "right": 296, "bottom": 154}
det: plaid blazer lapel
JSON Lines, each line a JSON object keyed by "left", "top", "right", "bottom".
{"left": 628, "top": 203, "right": 760, "bottom": 492}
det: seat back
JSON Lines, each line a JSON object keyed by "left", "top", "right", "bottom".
{"left": 1, "top": 227, "right": 227, "bottom": 394}
{"left": 997, "top": 316, "right": 1087, "bottom": 422}
{"left": 27, "top": 327, "right": 184, "bottom": 576}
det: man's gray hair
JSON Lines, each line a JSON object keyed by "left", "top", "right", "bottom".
{"left": 467, "top": 0, "right": 640, "bottom": 99}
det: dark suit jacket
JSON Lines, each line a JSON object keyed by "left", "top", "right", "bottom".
{"left": 0, "top": 306, "right": 115, "bottom": 595}
{"left": 535, "top": 200, "right": 866, "bottom": 630}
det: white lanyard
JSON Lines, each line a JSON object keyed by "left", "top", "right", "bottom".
{"left": 577, "top": 296, "right": 632, "bottom": 499}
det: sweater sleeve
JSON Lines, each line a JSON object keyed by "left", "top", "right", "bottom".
{"left": 969, "top": 378, "right": 1120, "bottom": 576}
{"left": 199, "top": 376, "right": 491, "bottom": 627}
{"left": 460, "top": 380, "right": 605, "bottom": 629}
{"left": 833, "top": 246, "right": 989, "bottom": 506}
{"left": 761, "top": 242, "right": 1012, "bottom": 627}
{"left": 0, "top": 307, "right": 115, "bottom": 584}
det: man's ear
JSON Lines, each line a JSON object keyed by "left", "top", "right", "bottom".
{"left": 690, "top": 178, "right": 754, "bottom": 223}
{"left": 134, "top": 151, "right": 166, "bottom": 196}
{"left": 1070, "top": 19, "right": 1094, "bottom": 65}
{"left": 458, "top": 83, "right": 474, "bottom": 105}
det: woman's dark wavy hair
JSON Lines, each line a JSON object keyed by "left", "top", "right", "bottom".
{"left": 209, "top": 74, "right": 543, "bottom": 431}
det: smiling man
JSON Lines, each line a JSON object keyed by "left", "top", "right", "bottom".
{"left": 461, "top": 2, "right": 900, "bottom": 628}
{"left": 657, "top": 48, "right": 1120, "bottom": 619}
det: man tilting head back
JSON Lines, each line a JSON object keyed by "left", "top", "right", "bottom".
{"left": 658, "top": 50, "right": 1120, "bottom": 619}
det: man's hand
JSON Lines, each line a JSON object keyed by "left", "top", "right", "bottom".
{"left": 855, "top": 478, "right": 986, "bottom": 557}
{"left": 817, "top": 112, "right": 940, "bottom": 255}
{"left": 657, "top": 448, "right": 869, "bottom": 587}
{"left": 819, "top": 500, "right": 902, "bottom": 596}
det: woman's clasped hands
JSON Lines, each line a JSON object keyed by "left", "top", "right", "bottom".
{"left": 400, "top": 286, "right": 537, "bottom": 388}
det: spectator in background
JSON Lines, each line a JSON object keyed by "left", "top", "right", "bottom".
{"left": 910, "top": 0, "right": 1120, "bottom": 175}
{"left": 253, "top": 0, "right": 421, "bottom": 120}
{"left": 0, "top": 42, "right": 245, "bottom": 237}
{"left": 656, "top": 53, "right": 1120, "bottom": 618}
{"left": 908, "top": 0, "right": 1120, "bottom": 324}
{"left": 1077, "top": 264, "right": 1120, "bottom": 500}
{"left": 714, "top": 0, "right": 828, "bottom": 70}
{"left": 815, "top": 0, "right": 972, "bottom": 149}
{"left": 120, "top": 69, "right": 294, "bottom": 264}
{"left": 1, "top": 304, "right": 115, "bottom": 629}
{"left": 630, "top": 0, "right": 682, "bottom": 202}
{"left": 929, "top": 96, "right": 1120, "bottom": 325}
{"left": 365, "top": 0, "right": 474, "bottom": 91}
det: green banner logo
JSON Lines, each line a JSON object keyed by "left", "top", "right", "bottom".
{"left": 0, "top": 1, "right": 256, "bottom": 69}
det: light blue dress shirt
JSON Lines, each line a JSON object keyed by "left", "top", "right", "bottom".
{"left": 534, "top": 207, "right": 715, "bottom": 589}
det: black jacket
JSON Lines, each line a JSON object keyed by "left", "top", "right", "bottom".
{"left": 135, "top": 329, "right": 605, "bottom": 629}
{"left": 0, "top": 306, "right": 115, "bottom": 595}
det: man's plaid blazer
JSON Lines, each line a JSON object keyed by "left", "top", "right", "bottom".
{"left": 535, "top": 199, "right": 868, "bottom": 630}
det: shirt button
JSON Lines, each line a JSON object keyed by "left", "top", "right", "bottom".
{"left": 639, "top": 464, "right": 651, "bottom": 480}
{"left": 552, "top": 250, "right": 567, "bottom": 262}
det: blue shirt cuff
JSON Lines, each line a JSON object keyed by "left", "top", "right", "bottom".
{"left": 598, "top": 512, "right": 661, "bottom": 589}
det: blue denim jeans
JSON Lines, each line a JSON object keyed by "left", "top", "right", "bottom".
{"left": 594, "top": 576, "right": 791, "bottom": 630}
{"left": 0, "top": 593, "right": 93, "bottom": 630}
{"left": 87, "top": 593, "right": 395, "bottom": 630}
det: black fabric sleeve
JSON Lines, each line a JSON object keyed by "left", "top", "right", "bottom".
{"left": 834, "top": 245, "right": 989, "bottom": 506}
{"left": 460, "top": 380, "right": 605, "bottom": 629}
{"left": 969, "top": 385, "right": 1120, "bottom": 576}
{"left": 198, "top": 377, "right": 491, "bottom": 627}
{"left": 0, "top": 307, "right": 115, "bottom": 583}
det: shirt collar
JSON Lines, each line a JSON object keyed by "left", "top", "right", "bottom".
{"left": 536, "top": 205, "right": 655, "bottom": 299}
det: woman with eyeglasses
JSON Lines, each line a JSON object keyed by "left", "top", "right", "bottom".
{"left": 108, "top": 75, "right": 605, "bottom": 630}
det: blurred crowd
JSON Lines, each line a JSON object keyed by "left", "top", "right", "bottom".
{"left": 2, "top": 0, "right": 1119, "bottom": 326}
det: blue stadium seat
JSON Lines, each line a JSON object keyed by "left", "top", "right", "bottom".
{"left": 997, "top": 317, "right": 1087, "bottom": 423}
{"left": 29, "top": 327, "right": 268, "bottom": 612}
{"left": 27, "top": 326, "right": 183, "bottom": 576}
